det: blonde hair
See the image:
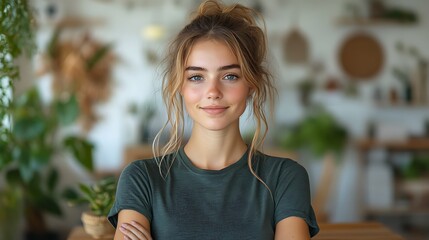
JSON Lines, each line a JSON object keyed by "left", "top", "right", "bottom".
{"left": 153, "top": 0, "right": 276, "bottom": 187}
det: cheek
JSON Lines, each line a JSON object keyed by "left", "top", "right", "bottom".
{"left": 229, "top": 86, "right": 250, "bottom": 103}
{"left": 182, "top": 87, "right": 201, "bottom": 105}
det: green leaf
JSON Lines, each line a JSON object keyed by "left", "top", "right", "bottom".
{"left": 64, "top": 136, "right": 94, "bottom": 171}
{"left": 38, "top": 194, "right": 62, "bottom": 216}
{"left": 78, "top": 183, "right": 94, "bottom": 200}
{"left": 47, "top": 168, "right": 59, "bottom": 193}
{"left": 0, "top": 0, "right": 36, "bottom": 59}
{"left": 0, "top": 141, "right": 13, "bottom": 170}
{"left": 61, "top": 187, "right": 89, "bottom": 207}
{"left": 13, "top": 115, "right": 46, "bottom": 140}
{"left": 14, "top": 88, "right": 38, "bottom": 107}
{"left": 46, "top": 27, "right": 61, "bottom": 58}
{"left": 30, "top": 145, "right": 53, "bottom": 168}
{"left": 86, "top": 44, "right": 112, "bottom": 70}
{"left": 62, "top": 188, "right": 79, "bottom": 200}
{"left": 18, "top": 151, "right": 35, "bottom": 183}
{"left": 54, "top": 94, "right": 79, "bottom": 125}
{"left": 99, "top": 176, "right": 116, "bottom": 188}
{"left": 5, "top": 168, "right": 23, "bottom": 186}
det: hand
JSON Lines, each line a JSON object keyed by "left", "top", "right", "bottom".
{"left": 119, "top": 221, "right": 153, "bottom": 240}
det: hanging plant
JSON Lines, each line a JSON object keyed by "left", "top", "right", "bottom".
{"left": 1, "top": 1, "right": 96, "bottom": 237}
{"left": 38, "top": 28, "right": 116, "bottom": 131}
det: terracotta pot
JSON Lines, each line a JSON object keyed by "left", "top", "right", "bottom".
{"left": 81, "top": 212, "right": 114, "bottom": 239}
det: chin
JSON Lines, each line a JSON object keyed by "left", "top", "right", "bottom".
{"left": 198, "top": 120, "right": 237, "bottom": 131}
{"left": 202, "top": 124, "right": 229, "bottom": 131}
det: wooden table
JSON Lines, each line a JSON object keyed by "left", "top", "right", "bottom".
{"left": 67, "top": 227, "right": 112, "bottom": 240}
{"left": 313, "top": 222, "right": 404, "bottom": 240}
{"left": 68, "top": 222, "right": 404, "bottom": 240}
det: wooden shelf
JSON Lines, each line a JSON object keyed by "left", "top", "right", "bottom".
{"left": 366, "top": 207, "right": 429, "bottom": 217}
{"left": 374, "top": 103, "right": 429, "bottom": 110}
{"left": 336, "top": 17, "right": 416, "bottom": 26}
{"left": 67, "top": 227, "right": 111, "bottom": 240}
{"left": 312, "top": 222, "right": 404, "bottom": 240}
{"left": 356, "top": 138, "right": 429, "bottom": 152}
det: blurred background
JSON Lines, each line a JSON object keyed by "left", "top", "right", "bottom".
{"left": 1, "top": 0, "right": 429, "bottom": 239}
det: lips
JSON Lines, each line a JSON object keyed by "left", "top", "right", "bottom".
{"left": 199, "top": 105, "right": 229, "bottom": 115}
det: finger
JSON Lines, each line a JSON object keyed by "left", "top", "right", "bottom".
{"left": 119, "top": 224, "right": 139, "bottom": 240}
{"left": 130, "top": 221, "right": 153, "bottom": 240}
{"left": 120, "top": 223, "right": 149, "bottom": 240}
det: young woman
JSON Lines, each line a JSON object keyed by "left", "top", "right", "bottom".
{"left": 108, "top": 1, "right": 319, "bottom": 239}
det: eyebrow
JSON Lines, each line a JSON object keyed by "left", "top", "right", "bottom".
{"left": 185, "top": 64, "right": 241, "bottom": 72}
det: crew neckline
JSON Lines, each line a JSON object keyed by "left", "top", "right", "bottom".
{"left": 178, "top": 147, "right": 249, "bottom": 175}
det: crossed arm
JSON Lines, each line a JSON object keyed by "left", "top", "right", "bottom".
{"left": 114, "top": 210, "right": 310, "bottom": 240}
{"left": 114, "top": 209, "right": 152, "bottom": 240}
{"left": 275, "top": 216, "right": 311, "bottom": 240}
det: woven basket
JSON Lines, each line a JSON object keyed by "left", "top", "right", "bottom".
{"left": 81, "top": 212, "right": 115, "bottom": 239}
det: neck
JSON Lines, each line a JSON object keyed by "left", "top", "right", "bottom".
{"left": 184, "top": 124, "right": 248, "bottom": 170}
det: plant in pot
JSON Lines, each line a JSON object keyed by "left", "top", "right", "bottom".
{"left": 397, "top": 153, "right": 429, "bottom": 209}
{"left": 65, "top": 176, "right": 117, "bottom": 239}
{"left": 277, "top": 105, "right": 348, "bottom": 221}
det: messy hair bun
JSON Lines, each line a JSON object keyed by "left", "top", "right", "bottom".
{"left": 193, "top": 0, "right": 258, "bottom": 26}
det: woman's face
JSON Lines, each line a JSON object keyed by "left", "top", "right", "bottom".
{"left": 181, "top": 39, "right": 251, "bottom": 132}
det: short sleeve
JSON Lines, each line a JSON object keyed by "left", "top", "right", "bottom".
{"left": 274, "top": 162, "right": 319, "bottom": 237}
{"left": 107, "top": 161, "right": 153, "bottom": 228}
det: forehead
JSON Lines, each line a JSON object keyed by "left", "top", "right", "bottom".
{"left": 186, "top": 38, "right": 239, "bottom": 66}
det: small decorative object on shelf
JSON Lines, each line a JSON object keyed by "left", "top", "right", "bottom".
{"left": 372, "top": 42, "right": 428, "bottom": 107}
{"left": 425, "top": 119, "right": 429, "bottom": 137}
{"left": 392, "top": 42, "right": 428, "bottom": 106}
{"left": 338, "top": 0, "right": 419, "bottom": 26}
{"left": 368, "top": 0, "right": 385, "bottom": 19}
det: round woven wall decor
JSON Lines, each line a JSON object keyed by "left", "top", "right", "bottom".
{"left": 338, "top": 32, "right": 384, "bottom": 80}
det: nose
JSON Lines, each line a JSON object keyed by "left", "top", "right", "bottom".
{"left": 207, "top": 81, "right": 222, "bottom": 100}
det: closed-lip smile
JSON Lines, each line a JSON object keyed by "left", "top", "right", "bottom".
{"left": 199, "top": 105, "right": 229, "bottom": 114}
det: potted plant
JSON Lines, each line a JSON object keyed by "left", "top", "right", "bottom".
{"left": 397, "top": 153, "right": 429, "bottom": 209}
{"left": 65, "top": 176, "right": 117, "bottom": 239}
{"left": 279, "top": 106, "right": 348, "bottom": 158}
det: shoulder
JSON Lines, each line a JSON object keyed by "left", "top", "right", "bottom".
{"left": 121, "top": 152, "right": 178, "bottom": 179}
{"left": 122, "top": 158, "right": 158, "bottom": 176}
{"left": 255, "top": 151, "right": 305, "bottom": 172}
{"left": 254, "top": 152, "right": 309, "bottom": 182}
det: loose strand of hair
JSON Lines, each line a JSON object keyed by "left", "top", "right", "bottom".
{"left": 247, "top": 116, "right": 273, "bottom": 202}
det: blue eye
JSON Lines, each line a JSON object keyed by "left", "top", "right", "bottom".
{"left": 188, "top": 75, "right": 203, "bottom": 81}
{"left": 224, "top": 74, "right": 238, "bottom": 81}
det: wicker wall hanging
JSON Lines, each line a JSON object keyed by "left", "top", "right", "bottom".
{"left": 38, "top": 27, "right": 115, "bottom": 132}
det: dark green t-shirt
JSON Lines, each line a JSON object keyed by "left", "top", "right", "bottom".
{"left": 108, "top": 148, "right": 319, "bottom": 239}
